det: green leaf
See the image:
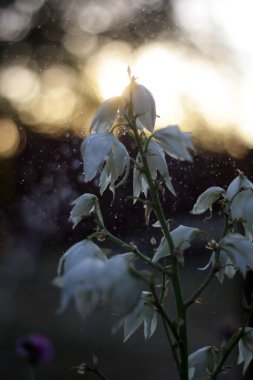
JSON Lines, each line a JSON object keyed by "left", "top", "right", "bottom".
{"left": 191, "top": 187, "right": 224, "bottom": 215}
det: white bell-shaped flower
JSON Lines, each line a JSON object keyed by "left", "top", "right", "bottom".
{"left": 122, "top": 291, "right": 157, "bottom": 341}
{"left": 121, "top": 80, "right": 156, "bottom": 132}
{"left": 152, "top": 225, "right": 201, "bottom": 262}
{"left": 56, "top": 258, "right": 106, "bottom": 318}
{"left": 101, "top": 254, "right": 142, "bottom": 317}
{"left": 199, "top": 251, "right": 236, "bottom": 284}
{"left": 191, "top": 187, "right": 225, "bottom": 215}
{"left": 153, "top": 125, "right": 194, "bottom": 162}
{"left": 188, "top": 346, "right": 218, "bottom": 380}
{"left": 69, "top": 193, "right": 98, "bottom": 228}
{"left": 225, "top": 173, "right": 253, "bottom": 201}
{"left": 90, "top": 96, "right": 121, "bottom": 134}
{"left": 81, "top": 132, "right": 130, "bottom": 195}
{"left": 230, "top": 189, "right": 253, "bottom": 239}
{"left": 57, "top": 239, "right": 107, "bottom": 276}
{"left": 238, "top": 327, "right": 253, "bottom": 375}
{"left": 219, "top": 233, "right": 253, "bottom": 277}
{"left": 133, "top": 140, "right": 175, "bottom": 201}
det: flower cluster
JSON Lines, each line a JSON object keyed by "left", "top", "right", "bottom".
{"left": 192, "top": 172, "right": 253, "bottom": 283}
{"left": 54, "top": 74, "right": 253, "bottom": 379}
{"left": 81, "top": 77, "right": 193, "bottom": 197}
{"left": 54, "top": 239, "right": 157, "bottom": 340}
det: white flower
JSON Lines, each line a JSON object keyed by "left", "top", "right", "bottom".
{"left": 55, "top": 258, "right": 106, "bottom": 318}
{"left": 152, "top": 225, "right": 201, "bottom": 262}
{"left": 81, "top": 132, "right": 130, "bottom": 196}
{"left": 199, "top": 251, "right": 236, "bottom": 284}
{"left": 238, "top": 327, "right": 253, "bottom": 375}
{"left": 225, "top": 173, "right": 253, "bottom": 201}
{"left": 230, "top": 189, "right": 253, "bottom": 239}
{"left": 153, "top": 125, "right": 194, "bottom": 162}
{"left": 121, "top": 80, "right": 156, "bottom": 132}
{"left": 57, "top": 239, "right": 107, "bottom": 276}
{"left": 133, "top": 140, "right": 175, "bottom": 201}
{"left": 219, "top": 233, "right": 253, "bottom": 277}
{"left": 191, "top": 187, "right": 225, "bottom": 215}
{"left": 101, "top": 254, "right": 142, "bottom": 317}
{"left": 90, "top": 96, "right": 121, "bottom": 134}
{"left": 188, "top": 346, "right": 218, "bottom": 380}
{"left": 69, "top": 193, "right": 98, "bottom": 228}
{"left": 122, "top": 291, "right": 157, "bottom": 341}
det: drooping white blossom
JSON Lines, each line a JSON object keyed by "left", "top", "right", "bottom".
{"left": 121, "top": 80, "right": 156, "bottom": 132}
{"left": 69, "top": 193, "right": 98, "bottom": 228}
{"left": 101, "top": 254, "right": 142, "bottom": 317}
{"left": 122, "top": 291, "right": 157, "bottom": 341}
{"left": 55, "top": 257, "right": 106, "bottom": 318}
{"left": 133, "top": 140, "right": 175, "bottom": 201}
{"left": 238, "top": 327, "right": 253, "bottom": 375}
{"left": 230, "top": 189, "right": 253, "bottom": 239}
{"left": 188, "top": 346, "right": 218, "bottom": 380}
{"left": 57, "top": 239, "right": 107, "bottom": 276}
{"left": 191, "top": 187, "right": 225, "bottom": 215}
{"left": 225, "top": 173, "right": 253, "bottom": 201}
{"left": 153, "top": 125, "right": 194, "bottom": 162}
{"left": 55, "top": 252, "right": 142, "bottom": 320}
{"left": 90, "top": 96, "right": 121, "bottom": 134}
{"left": 199, "top": 251, "right": 236, "bottom": 284}
{"left": 152, "top": 225, "right": 201, "bottom": 262}
{"left": 219, "top": 233, "right": 253, "bottom": 277}
{"left": 81, "top": 132, "right": 130, "bottom": 195}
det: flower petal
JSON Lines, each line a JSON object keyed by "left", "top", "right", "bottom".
{"left": 153, "top": 125, "right": 194, "bottom": 162}
{"left": 121, "top": 81, "right": 156, "bottom": 132}
{"left": 69, "top": 193, "right": 98, "bottom": 228}
{"left": 90, "top": 97, "right": 121, "bottom": 134}
{"left": 191, "top": 187, "right": 224, "bottom": 215}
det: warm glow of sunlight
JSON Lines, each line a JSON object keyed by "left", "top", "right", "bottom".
{"left": 85, "top": 41, "right": 132, "bottom": 100}
{"left": 0, "top": 119, "right": 20, "bottom": 158}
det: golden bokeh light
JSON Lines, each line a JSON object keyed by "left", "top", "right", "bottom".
{"left": 0, "top": 119, "right": 20, "bottom": 158}
{"left": 19, "top": 65, "right": 78, "bottom": 133}
{"left": 85, "top": 41, "right": 132, "bottom": 100}
{"left": 0, "top": 65, "right": 40, "bottom": 109}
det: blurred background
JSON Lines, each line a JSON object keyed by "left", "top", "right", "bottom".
{"left": 1, "top": 0, "right": 253, "bottom": 379}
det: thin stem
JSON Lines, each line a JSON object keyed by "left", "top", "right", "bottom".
{"left": 185, "top": 268, "right": 215, "bottom": 309}
{"left": 86, "top": 366, "right": 109, "bottom": 380}
{"left": 90, "top": 227, "right": 169, "bottom": 275}
{"left": 130, "top": 123, "right": 188, "bottom": 379}
{"left": 211, "top": 301, "right": 253, "bottom": 379}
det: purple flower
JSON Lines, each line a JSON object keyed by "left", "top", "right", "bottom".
{"left": 16, "top": 334, "right": 54, "bottom": 366}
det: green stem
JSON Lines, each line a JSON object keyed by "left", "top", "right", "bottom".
{"left": 185, "top": 268, "right": 215, "bottom": 309}
{"left": 86, "top": 366, "right": 109, "bottom": 380}
{"left": 150, "top": 284, "right": 181, "bottom": 372}
{"left": 131, "top": 124, "right": 188, "bottom": 380}
{"left": 211, "top": 301, "right": 253, "bottom": 379}
{"left": 90, "top": 227, "right": 168, "bottom": 275}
